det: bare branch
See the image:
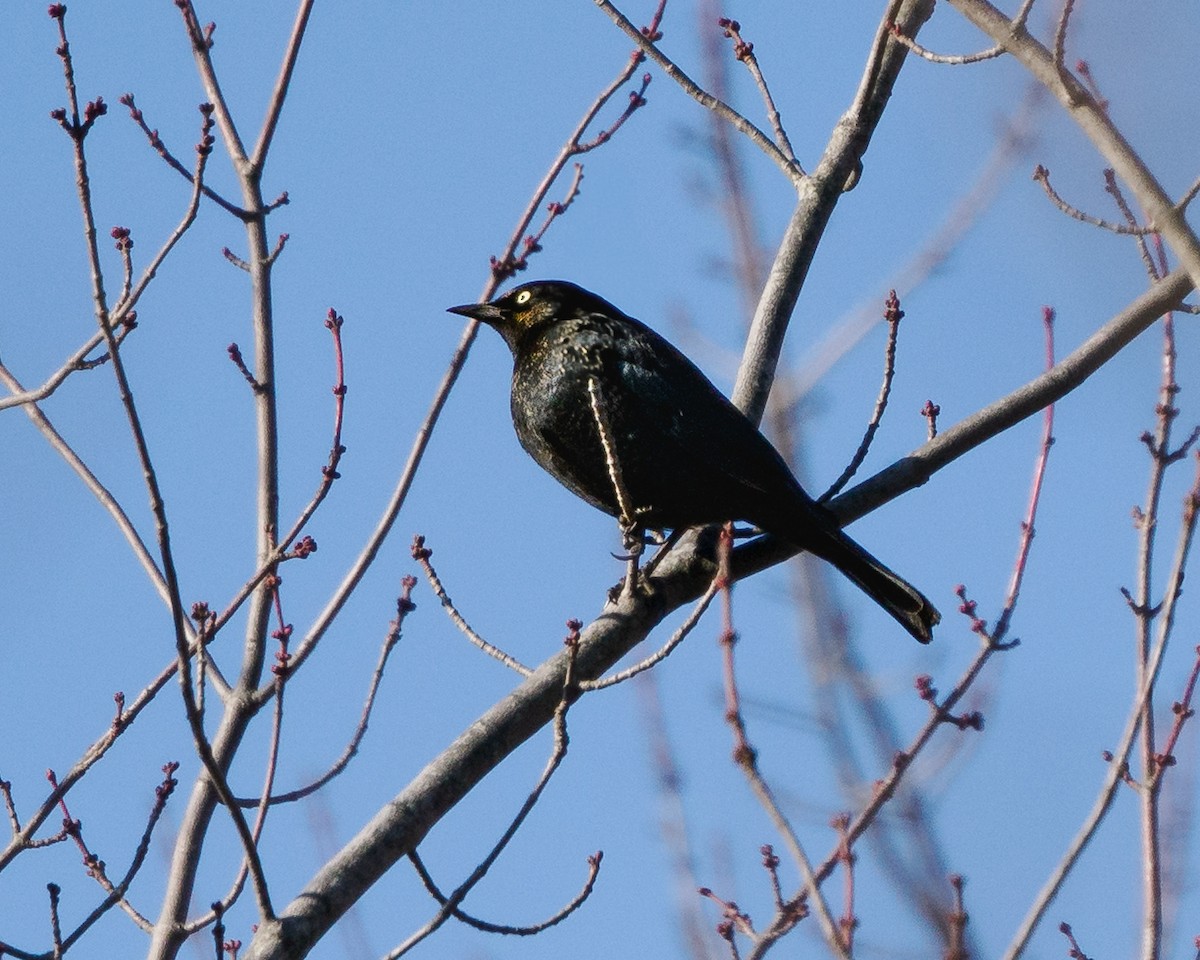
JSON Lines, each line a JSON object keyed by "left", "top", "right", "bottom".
{"left": 411, "top": 536, "right": 532, "bottom": 676}
{"left": 581, "top": 579, "right": 720, "bottom": 690}
{"left": 593, "top": 0, "right": 801, "bottom": 181}
{"left": 251, "top": 0, "right": 316, "bottom": 171}
{"left": 947, "top": 0, "right": 1200, "bottom": 291}
{"left": 731, "top": 0, "right": 936, "bottom": 424}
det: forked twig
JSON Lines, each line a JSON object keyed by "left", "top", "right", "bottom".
{"left": 47, "top": 764, "right": 179, "bottom": 951}
{"left": 1032, "top": 165, "right": 1157, "bottom": 236}
{"left": 717, "top": 18, "right": 798, "bottom": 169}
{"left": 409, "top": 849, "right": 602, "bottom": 936}
{"left": 888, "top": 0, "right": 1038, "bottom": 64}
{"left": 119, "top": 93, "right": 244, "bottom": 216}
{"left": 388, "top": 636, "right": 590, "bottom": 958}
{"left": 594, "top": 0, "right": 800, "bottom": 181}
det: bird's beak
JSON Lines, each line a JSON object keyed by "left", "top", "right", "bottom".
{"left": 447, "top": 302, "right": 504, "bottom": 324}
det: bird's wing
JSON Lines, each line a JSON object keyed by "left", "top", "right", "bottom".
{"left": 608, "top": 325, "right": 796, "bottom": 502}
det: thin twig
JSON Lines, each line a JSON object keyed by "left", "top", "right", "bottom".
{"left": 234, "top": 578, "right": 417, "bottom": 808}
{"left": 119, "top": 93, "right": 244, "bottom": 217}
{"left": 1152, "top": 640, "right": 1200, "bottom": 781}
{"left": 831, "top": 815, "right": 857, "bottom": 953}
{"left": 54, "top": 764, "right": 179, "bottom": 949}
{"left": 1104, "top": 168, "right": 1160, "bottom": 281}
{"left": 946, "top": 875, "right": 969, "bottom": 960}
{"left": 587, "top": 375, "right": 647, "bottom": 592}
{"left": 993, "top": 305, "right": 1056, "bottom": 641}
{"left": 0, "top": 363, "right": 173, "bottom": 612}
{"left": 1177, "top": 174, "right": 1200, "bottom": 212}
{"left": 410, "top": 536, "right": 532, "bottom": 676}
{"left": 48, "top": 883, "right": 63, "bottom": 960}
{"left": 888, "top": 0, "right": 1039, "bottom": 63}
{"left": 587, "top": 377, "right": 637, "bottom": 527}
{"left": 1032, "top": 164, "right": 1157, "bottom": 235}
{"left": 493, "top": 164, "right": 587, "bottom": 280}
{"left": 0, "top": 330, "right": 108, "bottom": 411}
{"left": 581, "top": 578, "right": 721, "bottom": 690}
{"left": 196, "top": 593, "right": 293, "bottom": 927}
{"left": 888, "top": 24, "right": 1005, "bottom": 64}
{"left": 1131, "top": 312, "right": 1182, "bottom": 960}
{"left": 922, "top": 399, "right": 941, "bottom": 441}
{"left": 174, "top": 1, "right": 250, "bottom": 171}
{"left": 490, "top": 2, "right": 661, "bottom": 282}
{"left": 716, "top": 18, "right": 799, "bottom": 168}
{"left": 819, "top": 290, "right": 903, "bottom": 502}
{"left": 1051, "top": 0, "right": 1078, "bottom": 91}
{"left": 250, "top": 0, "right": 316, "bottom": 170}
{"left": 1058, "top": 921, "right": 1093, "bottom": 960}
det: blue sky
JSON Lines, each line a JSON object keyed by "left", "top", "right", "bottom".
{"left": 2, "top": 2, "right": 1200, "bottom": 958}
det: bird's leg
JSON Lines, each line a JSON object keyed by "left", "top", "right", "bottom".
{"left": 619, "top": 519, "right": 645, "bottom": 599}
{"left": 586, "top": 377, "right": 636, "bottom": 521}
{"left": 587, "top": 376, "right": 650, "bottom": 598}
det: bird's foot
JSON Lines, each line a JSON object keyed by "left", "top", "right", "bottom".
{"left": 606, "top": 571, "right": 656, "bottom": 605}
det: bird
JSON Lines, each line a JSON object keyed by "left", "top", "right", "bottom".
{"left": 447, "top": 280, "right": 939, "bottom": 643}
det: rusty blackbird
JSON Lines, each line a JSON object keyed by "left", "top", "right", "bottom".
{"left": 448, "top": 280, "right": 939, "bottom": 643}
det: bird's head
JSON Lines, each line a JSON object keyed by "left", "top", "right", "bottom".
{"left": 447, "top": 280, "right": 591, "bottom": 352}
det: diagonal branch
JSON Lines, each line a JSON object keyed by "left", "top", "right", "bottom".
{"left": 947, "top": 0, "right": 1200, "bottom": 293}
{"left": 593, "top": 0, "right": 801, "bottom": 181}
{"left": 251, "top": 0, "right": 316, "bottom": 171}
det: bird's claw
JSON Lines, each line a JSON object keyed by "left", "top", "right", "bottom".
{"left": 606, "top": 571, "right": 655, "bottom": 605}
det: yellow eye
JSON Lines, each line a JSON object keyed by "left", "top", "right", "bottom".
{"left": 515, "top": 290, "right": 532, "bottom": 305}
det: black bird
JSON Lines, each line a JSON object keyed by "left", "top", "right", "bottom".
{"left": 448, "top": 280, "right": 939, "bottom": 643}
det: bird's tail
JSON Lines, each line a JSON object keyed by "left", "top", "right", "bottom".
{"left": 806, "top": 525, "right": 940, "bottom": 644}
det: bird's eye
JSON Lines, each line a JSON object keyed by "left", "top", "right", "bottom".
{"left": 515, "top": 290, "right": 532, "bottom": 305}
